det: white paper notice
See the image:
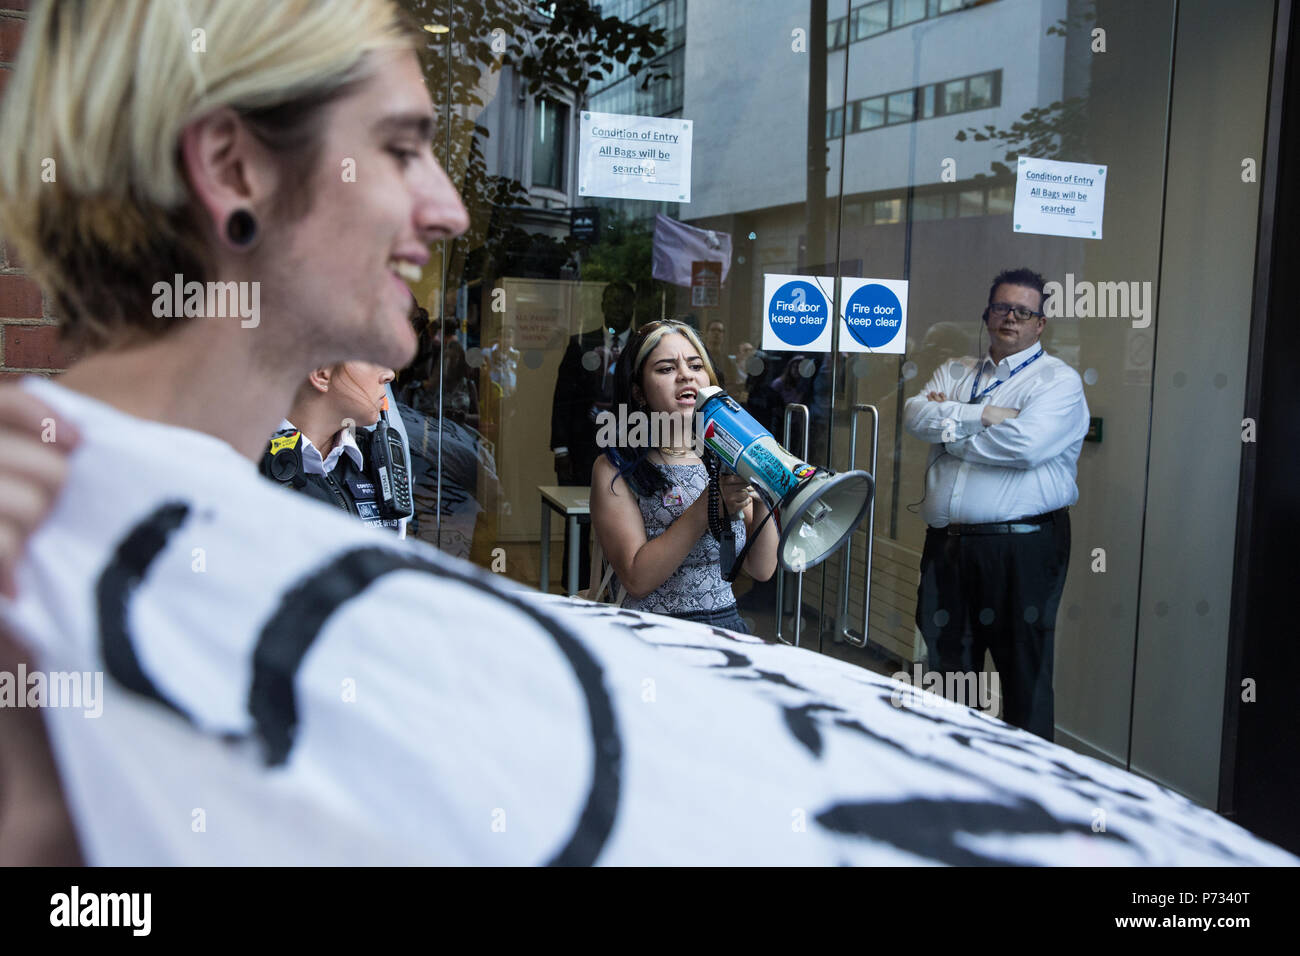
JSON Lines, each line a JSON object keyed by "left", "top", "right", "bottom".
{"left": 838, "top": 278, "right": 908, "bottom": 354}
{"left": 1014, "top": 156, "right": 1107, "bottom": 240}
{"left": 579, "top": 111, "right": 693, "bottom": 204}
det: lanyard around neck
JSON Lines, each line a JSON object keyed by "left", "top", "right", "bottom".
{"left": 969, "top": 349, "right": 1044, "bottom": 403}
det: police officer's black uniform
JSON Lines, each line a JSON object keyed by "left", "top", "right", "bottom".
{"left": 260, "top": 425, "right": 402, "bottom": 531}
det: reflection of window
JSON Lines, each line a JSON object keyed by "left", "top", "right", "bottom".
{"left": 892, "top": 0, "right": 927, "bottom": 27}
{"left": 829, "top": 16, "right": 849, "bottom": 49}
{"left": 830, "top": 69, "right": 1000, "bottom": 135}
{"left": 827, "top": 106, "right": 845, "bottom": 139}
{"left": 887, "top": 90, "right": 915, "bottom": 124}
{"left": 856, "top": 96, "right": 885, "bottom": 131}
{"left": 838, "top": 0, "right": 996, "bottom": 45}
{"left": 968, "top": 72, "right": 994, "bottom": 108}
{"left": 854, "top": 1, "right": 889, "bottom": 39}
{"left": 920, "top": 85, "right": 937, "bottom": 119}
{"left": 531, "top": 98, "right": 567, "bottom": 190}
{"left": 846, "top": 185, "right": 1016, "bottom": 223}
{"left": 913, "top": 192, "right": 946, "bottom": 220}
{"left": 940, "top": 78, "right": 967, "bottom": 115}
{"left": 987, "top": 184, "right": 1014, "bottom": 215}
{"left": 873, "top": 198, "right": 903, "bottom": 224}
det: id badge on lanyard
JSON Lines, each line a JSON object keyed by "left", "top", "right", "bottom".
{"left": 969, "top": 349, "right": 1044, "bottom": 403}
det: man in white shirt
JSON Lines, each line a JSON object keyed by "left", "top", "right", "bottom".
{"left": 903, "top": 269, "right": 1090, "bottom": 740}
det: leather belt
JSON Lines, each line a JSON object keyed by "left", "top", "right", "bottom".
{"left": 932, "top": 508, "right": 1066, "bottom": 536}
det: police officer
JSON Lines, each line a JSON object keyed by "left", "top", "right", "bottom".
{"left": 260, "top": 361, "right": 407, "bottom": 531}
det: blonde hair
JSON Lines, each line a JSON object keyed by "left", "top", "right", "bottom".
{"left": 628, "top": 320, "right": 720, "bottom": 391}
{"left": 0, "top": 0, "right": 419, "bottom": 350}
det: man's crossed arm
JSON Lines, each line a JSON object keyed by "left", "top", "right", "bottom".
{"left": 903, "top": 365, "right": 1087, "bottom": 469}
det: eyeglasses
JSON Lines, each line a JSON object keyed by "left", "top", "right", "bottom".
{"left": 987, "top": 302, "right": 1043, "bottom": 323}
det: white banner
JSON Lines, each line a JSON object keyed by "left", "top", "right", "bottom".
{"left": 11, "top": 376, "right": 1297, "bottom": 866}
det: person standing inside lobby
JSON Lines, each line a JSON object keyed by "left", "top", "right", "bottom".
{"left": 702, "top": 318, "right": 728, "bottom": 388}
{"left": 903, "top": 268, "right": 1090, "bottom": 740}
{"left": 549, "top": 280, "right": 635, "bottom": 592}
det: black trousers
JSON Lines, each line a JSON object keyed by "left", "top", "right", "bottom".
{"left": 915, "top": 511, "right": 1070, "bottom": 740}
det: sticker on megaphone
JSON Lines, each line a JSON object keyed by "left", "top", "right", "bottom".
{"left": 696, "top": 387, "right": 817, "bottom": 499}
{"left": 742, "top": 439, "right": 815, "bottom": 498}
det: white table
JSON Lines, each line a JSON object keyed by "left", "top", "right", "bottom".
{"left": 538, "top": 485, "right": 591, "bottom": 597}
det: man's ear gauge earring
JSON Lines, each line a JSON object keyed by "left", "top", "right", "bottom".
{"left": 226, "top": 209, "right": 258, "bottom": 247}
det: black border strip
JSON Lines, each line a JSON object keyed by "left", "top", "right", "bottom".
{"left": 1220, "top": 0, "right": 1294, "bottom": 817}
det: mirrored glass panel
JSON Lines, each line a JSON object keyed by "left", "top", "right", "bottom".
{"left": 398, "top": 0, "right": 1181, "bottom": 766}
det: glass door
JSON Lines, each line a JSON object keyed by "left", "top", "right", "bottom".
{"left": 399, "top": 0, "right": 1180, "bottom": 768}
{"left": 822, "top": 0, "right": 1177, "bottom": 765}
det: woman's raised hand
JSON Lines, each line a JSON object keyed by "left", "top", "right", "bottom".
{"left": 719, "top": 472, "right": 754, "bottom": 516}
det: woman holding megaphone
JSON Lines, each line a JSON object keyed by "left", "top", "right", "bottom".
{"left": 590, "top": 320, "right": 778, "bottom": 633}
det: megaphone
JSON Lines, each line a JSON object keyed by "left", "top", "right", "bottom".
{"left": 695, "top": 386, "right": 873, "bottom": 573}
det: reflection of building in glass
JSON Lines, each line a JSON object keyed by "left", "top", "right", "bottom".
{"left": 676, "top": 0, "right": 1079, "bottom": 318}
{"left": 677, "top": 0, "right": 1091, "bottom": 356}
{"left": 531, "top": 98, "right": 569, "bottom": 192}
{"left": 589, "top": 0, "right": 686, "bottom": 118}
{"left": 831, "top": 0, "right": 1003, "bottom": 49}
{"left": 679, "top": 0, "right": 1087, "bottom": 667}
{"left": 587, "top": 0, "right": 688, "bottom": 225}
{"left": 471, "top": 0, "right": 688, "bottom": 244}
{"left": 688, "top": 0, "right": 1069, "bottom": 219}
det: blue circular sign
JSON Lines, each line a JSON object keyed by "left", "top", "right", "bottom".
{"left": 844, "top": 283, "right": 904, "bottom": 349}
{"left": 767, "top": 280, "right": 829, "bottom": 347}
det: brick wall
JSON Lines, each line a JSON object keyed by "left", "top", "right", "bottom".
{"left": 0, "top": 1, "right": 72, "bottom": 382}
